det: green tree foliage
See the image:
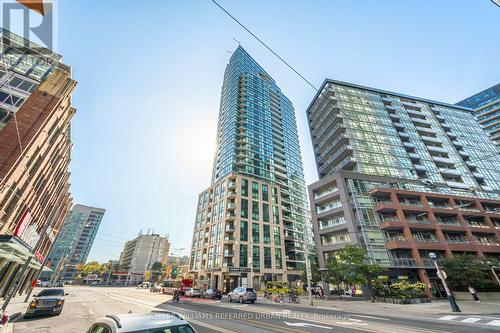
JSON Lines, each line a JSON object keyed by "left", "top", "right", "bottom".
{"left": 83, "top": 261, "right": 103, "bottom": 275}
{"left": 440, "top": 255, "right": 491, "bottom": 290}
{"left": 323, "top": 245, "right": 383, "bottom": 297}
{"left": 151, "top": 261, "right": 164, "bottom": 282}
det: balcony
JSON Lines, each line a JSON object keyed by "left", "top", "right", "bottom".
{"left": 228, "top": 182, "right": 237, "bottom": 190}
{"left": 445, "top": 181, "right": 469, "bottom": 190}
{"left": 421, "top": 135, "right": 442, "bottom": 144}
{"left": 440, "top": 168, "right": 462, "bottom": 177}
{"left": 390, "top": 257, "right": 418, "bottom": 267}
{"left": 445, "top": 238, "right": 469, "bottom": 244}
{"left": 408, "top": 152, "right": 421, "bottom": 161}
{"left": 226, "top": 212, "right": 236, "bottom": 220}
{"left": 227, "top": 191, "right": 236, "bottom": 198}
{"left": 227, "top": 202, "right": 236, "bottom": 210}
{"left": 427, "top": 146, "right": 449, "bottom": 154}
{"left": 435, "top": 218, "right": 460, "bottom": 226}
{"left": 414, "top": 164, "right": 427, "bottom": 174}
{"left": 415, "top": 126, "right": 436, "bottom": 135}
{"left": 225, "top": 224, "right": 235, "bottom": 232}
{"left": 404, "top": 142, "right": 416, "bottom": 151}
{"left": 399, "top": 198, "right": 423, "bottom": 207}
{"left": 224, "top": 236, "right": 235, "bottom": 242}
{"left": 432, "top": 156, "right": 455, "bottom": 166}
{"left": 223, "top": 250, "right": 234, "bottom": 257}
{"left": 407, "top": 218, "right": 432, "bottom": 225}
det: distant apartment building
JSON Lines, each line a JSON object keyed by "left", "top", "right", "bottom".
{"left": 307, "top": 80, "right": 500, "bottom": 296}
{"left": 42, "top": 204, "right": 105, "bottom": 281}
{"left": 118, "top": 234, "right": 170, "bottom": 284}
{"left": 189, "top": 47, "right": 311, "bottom": 292}
{"left": 57, "top": 205, "right": 105, "bottom": 281}
{"left": 0, "top": 29, "right": 76, "bottom": 297}
{"left": 457, "top": 83, "right": 500, "bottom": 145}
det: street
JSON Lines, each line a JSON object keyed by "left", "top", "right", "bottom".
{"left": 9, "top": 287, "right": 500, "bottom": 333}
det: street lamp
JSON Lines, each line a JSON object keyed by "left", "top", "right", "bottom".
{"left": 486, "top": 261, "right": 500, "bottom": 286}
{"left": 429, "top": 252, "right": 460, "bottom": 312}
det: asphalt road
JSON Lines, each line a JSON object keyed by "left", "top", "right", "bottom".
{"left": 10, "top": 287, "right": 500, "bottom": 333}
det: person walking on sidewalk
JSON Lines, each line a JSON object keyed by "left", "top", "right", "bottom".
{"left": 468, "top": 286, "right": 480, "bottom": 303}
{"left": 319, "top": 286, "right": 325, "bottom": 301}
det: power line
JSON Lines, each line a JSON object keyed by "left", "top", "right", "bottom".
{"left": 212, "top": 0, "right": 499, "bottom": 195}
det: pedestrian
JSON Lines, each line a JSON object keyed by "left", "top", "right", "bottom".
{"left": 319, "top": 286, "right": 325, "bottom": 301}
{"left": 468, "top": 286, "right": 480, "bottom": 303}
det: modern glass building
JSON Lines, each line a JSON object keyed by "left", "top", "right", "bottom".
{"left": 457, "top": 83, "right": 500, "bottom": 145}
{"left": 50, "top": 204, "right": 105, "bottom": 282}
{"left": 189, "top": 47, "right": 310, "bottom": 291}
{"left": 307, "top": 79, "right": 500, "bottom": 297}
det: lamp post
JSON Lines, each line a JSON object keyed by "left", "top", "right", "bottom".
{"left": 429, "top": 252, "right": 460, "bottom": 312}
{"left": 486, "top": 261, "right": 500, "bottom": 286}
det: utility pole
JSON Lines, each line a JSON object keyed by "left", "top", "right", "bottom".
{"left": 303, "top": 225, "right": 314, "bottom": 306}
{"left": 3, "top": 206, "right": 58, "bottom": 311}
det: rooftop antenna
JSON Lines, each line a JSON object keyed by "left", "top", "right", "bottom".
{"left": 233, "top": 37, "right": 241, "bottom": 45}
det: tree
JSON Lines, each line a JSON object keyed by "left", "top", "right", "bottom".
{"left": 440, "top": 255, "right": 491, "bottom": 290}
{"left": 150, "top": 261, "right": 164, "bottom": 282}
{"left": 83, "top": 261, "right": 103, "bottom": 275}
{"left": 302, "top": 254, "right": 321, "bottom": 286}
{"left": 323, "top": 245, "right": 382, "bottom": 300}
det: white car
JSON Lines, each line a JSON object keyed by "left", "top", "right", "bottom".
{"left": 86, "top": 310, "right": 197, "bottom": 333}
{"left": 184, "top": 288, "right": 202, "bottom": 297}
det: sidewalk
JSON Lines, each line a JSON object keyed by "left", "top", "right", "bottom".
{"left": 297, "top": 296, "right": 500, "bottom": 317}
{"left": 0, "top": 292, "right": 30, "bottom": 333}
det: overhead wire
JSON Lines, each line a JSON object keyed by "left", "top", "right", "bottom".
{"left": 210, "top": 0, "right": 500, "bottom": 194}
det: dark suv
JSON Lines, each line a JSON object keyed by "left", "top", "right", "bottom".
{"left": 202, "top": 288, "right": 222, "bottom": 299}
{"left": 25, "top": 288, "right": 68, "bottom": 317}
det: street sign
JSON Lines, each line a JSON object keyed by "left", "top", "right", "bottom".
{"left": 228, "top": 267, "right": 251, "bottom": 272}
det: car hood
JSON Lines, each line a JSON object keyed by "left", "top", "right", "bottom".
{"left": 35, "top": 296, "right": 64, "bottom": 301}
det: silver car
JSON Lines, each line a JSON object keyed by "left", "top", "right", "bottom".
{"left": 184, "top": 288, "right": 202, "bottom": 297}
{"left": 228, "top": 287, "right": 256, "bottom": 304}
{"left": 86, "top": 310, "right": 197, "bottom": 333}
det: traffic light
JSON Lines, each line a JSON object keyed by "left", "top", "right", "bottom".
{"left": 171, "top": 267, "right": 178, "bottom": 279}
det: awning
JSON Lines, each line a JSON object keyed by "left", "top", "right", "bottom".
{"left": 0, "top": 235, "right": 52, "bottom": 272}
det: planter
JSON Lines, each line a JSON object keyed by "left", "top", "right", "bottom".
{"left": 376, "top": 297, "right": 431, "bottom": 304}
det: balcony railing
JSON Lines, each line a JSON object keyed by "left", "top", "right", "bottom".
{"left": 386, "top": 235, "right": 408, "bottom": 242}
{"left": 407, "top": 218, "right": 432, "bottom": 225}
{"left": 435, "top": 218, "right": 460, "bottom": 225}
{"left": 445, "top": 238, "right": 469, "bottom": 244}
{"left": 390, "top": 257, "right": 418, "bottom": 267}
{"left": 399, "top": 199, "right": 423, "bottom": 207}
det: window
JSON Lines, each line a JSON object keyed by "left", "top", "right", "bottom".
{"left": 89, "top": 324, "right": 111, "bottom": 333}
{"left": 252, "top": 201, "right": 259, "bottom": 221}
{"left": 241, "top": 179, "right": 248, "bottom": 196}
{"left": 263, "top": 225, "right": 270, "bottom": 244}
{"left": 272, "top": 205, "right": 279, "bottom": 223}
{"left": 240, "top": 199, "right": 248, "bottom": 218}
{"left": 252, "top": 182, "right": 259, "bottom": 199}
{"left": 273, "top": 226, "right": 281, "bottom": 245}
{"left": 262, "top": 203, "right": 269, "bottom": 222}
{"left": 252, "top": 246, "right": 260, "bottom": 269}
{"left": 264, "top": 247, "right": 272, "bottom": 269}
{"left": 240, "top": 244, "right": 248, "bottom": 267}
{"left": 240, "top": 220, "right": 248, "bottom": 242}
{"left": 262, "top": 184, "right": 269, "bottom": 201}
{"left": 252, "top": 223, "right": 259, "bottom": 243}
{"left": 275, "top": 248, "right": 282, "bottom": 269}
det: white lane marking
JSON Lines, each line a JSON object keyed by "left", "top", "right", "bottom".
{"left": 486, "top": 320, "right": 500, "bottom": 326}
{"left": 284, "top": 321, "right": 333, "bottom": 329}
{"left": 82, "top": 302, "right": 86, "bottom": 306}
{"left": 352, "top": 314, "right": 390, "bottom": 321}
{"left": 88, "top": 309, "right": 94, "bottom": 314}
{"left": 461, "top": 317, "right": 481, "bottom": 323}
{"left": 108, "top": 294, "right": 237, "bottom": 333}
{"left": 439, "top": 315, "right": 459, "bottom": 321}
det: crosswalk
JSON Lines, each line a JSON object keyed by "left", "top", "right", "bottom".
{"left": 439, "top": 315, "right": 500, "bottom": 327}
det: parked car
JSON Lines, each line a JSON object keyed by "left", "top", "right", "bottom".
{"left": 25, "top": 288, "right": 68, "bottom": 317}
{"left": 86, "top": 310, "right": 197, "bottom": 333}
{"left": 184, "top": 288, "right": 203, "bottom": 297}
{"left": 150, "top": 283, "right": 162, "bottom": 293}
{"left": 228, "top": 287, "right": 256, "bottom": 304}
{"left": 202, "top": 288, "right": 222, "bottom": 300}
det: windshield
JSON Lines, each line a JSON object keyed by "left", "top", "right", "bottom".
{"left": 37, "top": 289, "right": 64, "bottom": 297}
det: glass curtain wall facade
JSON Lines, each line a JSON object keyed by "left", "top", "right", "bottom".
{"left": 457, "top": 83, "right": 500, "bottom": 145}
{"left": 307, "top": 79, "right": 500, "bottom": 296}
{"left": 190, "top": 47, "right": 310, "bottom": 291}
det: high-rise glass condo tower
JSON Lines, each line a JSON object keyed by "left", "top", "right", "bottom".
{"left": 457, "top": 83, "right": 500, "bottom": 146}
{"left": 307, "top": 79, "right": 500, "bottom": 297}
{"left": 54, "top": 204, "right": 105, "bottom": 281}
{"left": 189, "top": 47, "right": 310, "bottom": 292}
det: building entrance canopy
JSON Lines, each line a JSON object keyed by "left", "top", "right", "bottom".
{"left": 0, "top": 235, "right": 51, "bottom": 271}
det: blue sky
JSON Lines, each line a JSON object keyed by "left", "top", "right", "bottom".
{"left": 50, "top": 0, "right": 499, "bottom": 262}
